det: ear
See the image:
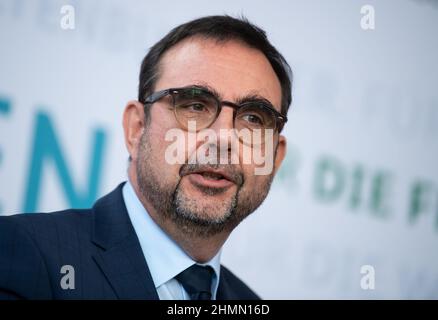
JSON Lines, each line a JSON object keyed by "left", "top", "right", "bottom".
{"left": 123, "top": 100, "right": 145, "bottom": 162}
{"left": 273, "top": 134, "right": 287, "bottom": 175}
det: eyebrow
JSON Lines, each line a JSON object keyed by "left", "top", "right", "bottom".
{"left": 187, "top": 82, "right": 276, "bottom": 108}
{"left": 235, "top": 93, "right": 275, "bottom": 108}
{"left": 187, "top": 82, "right": 223, "bottom": 99}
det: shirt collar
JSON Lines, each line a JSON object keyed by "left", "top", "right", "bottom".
{"left": 122, "top": 180, "right": 221, "bottom": 294}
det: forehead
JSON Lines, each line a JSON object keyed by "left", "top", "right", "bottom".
{"left": 154, "top": 37, "right": 282, "bottom": 111}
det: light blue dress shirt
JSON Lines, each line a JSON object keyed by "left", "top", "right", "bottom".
{"left": 122, "top": 180, "right": 221, "bottom": 300}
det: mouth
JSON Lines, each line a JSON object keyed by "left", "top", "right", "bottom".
{"left": 184, "top": 169, "right": 236, "bottom": 190}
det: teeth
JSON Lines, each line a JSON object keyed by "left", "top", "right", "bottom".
{"left": 201, "top": 172, "right": 223, "bottom": 180}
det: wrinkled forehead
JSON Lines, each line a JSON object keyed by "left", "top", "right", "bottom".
{"left": 154, "top": 37, "right": 283, "bottom": 113}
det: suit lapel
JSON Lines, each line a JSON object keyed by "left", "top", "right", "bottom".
{"left": 216, "top": 266, "right": 233, "bottom": 300}
{"left": 91, "top": 183, "right": 159, "bottom": 300}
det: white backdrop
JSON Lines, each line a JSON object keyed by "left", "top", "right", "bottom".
{"left": 1, "top": 0, "right": 437, "bottom": 299}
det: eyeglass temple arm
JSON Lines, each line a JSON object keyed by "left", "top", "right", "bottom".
{"left": 144, "top": 89, "right": 171, "bottom": 104}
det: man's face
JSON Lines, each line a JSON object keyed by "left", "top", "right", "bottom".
{"left": 126, "top": 37, "right": 286, "bottom": 237}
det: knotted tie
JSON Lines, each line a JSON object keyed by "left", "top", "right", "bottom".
{"left": 175, "top": 264, "right": 214, "bottom": 300}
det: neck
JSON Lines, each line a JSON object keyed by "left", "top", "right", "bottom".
{"left": 128, "top": 168, "right": 230, "bottom": 263}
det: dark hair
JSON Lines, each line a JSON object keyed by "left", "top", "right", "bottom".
{"left": 138, "top": 15, "right": 292, "bottom": 117}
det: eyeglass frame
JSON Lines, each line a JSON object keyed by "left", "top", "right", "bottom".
{"left": 143, "top": 85, "right": 288, "bottom": 132}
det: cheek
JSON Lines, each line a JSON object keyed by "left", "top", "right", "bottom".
{"left": 240, "top": 163, "right": 256, "bottom": 186}
{"left": 239, "top": 143, "right": 276, "bottom": 174}
{"left": 241, "top": 161, "right": 274, "bottom": 187}
{"left": 146, "top": 122, "right": 183, "bottom": 181}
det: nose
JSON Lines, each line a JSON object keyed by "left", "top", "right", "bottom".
{"left": 208, "top": 106, "right": 235, "bottom": 132}
{"left": 203, "top": 106, "right": 237, "bottom": 162}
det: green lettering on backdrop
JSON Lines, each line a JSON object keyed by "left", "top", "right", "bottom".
{"left": 313, "top": 156, "right": 392, "bottom": 219}
{"left": 314, "top": 155, "right": 345, "bottom": 202}
{"left": 23, "top": 111, "right": 106, "bottom": 212}
{"left": 0, "top": 97, "right": 10, "bottom": 114}
{"left": 408, "top": 181, "right": 433, "bottom": 224}
{"left": 369, "top": 171, "right": 392, "bottom": 218}
{"left": 0, "top": 97, "right": 12, "bottom": 213}
{"left": 349, "top": 165, "right": 365, "bottom": 210}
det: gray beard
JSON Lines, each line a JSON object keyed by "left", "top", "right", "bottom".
{"left": 135, "top": 131, "right": 273, "bottom": 238}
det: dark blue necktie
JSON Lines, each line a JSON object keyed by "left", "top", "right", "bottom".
{"left": 176, "top": 264, "right": 214, "bottom": 300}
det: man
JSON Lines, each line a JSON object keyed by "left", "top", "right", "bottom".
{"left": 0, "top": 15, "right": 292, "bottom": 300}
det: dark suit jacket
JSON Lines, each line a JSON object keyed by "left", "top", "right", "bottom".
{"left": 0, "top": 183, "right": 260, "bottom": 300}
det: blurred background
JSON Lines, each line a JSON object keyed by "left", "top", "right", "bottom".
{"left": 1, "top": 0, "right": 437, "bottom": 299}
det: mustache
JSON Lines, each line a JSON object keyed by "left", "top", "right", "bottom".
{"left": 179, "top": 163, "right": 244, "bottom": 187}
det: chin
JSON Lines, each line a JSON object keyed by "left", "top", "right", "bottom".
{"left": 201, "top": 206, "right": 232, "bottom": 220}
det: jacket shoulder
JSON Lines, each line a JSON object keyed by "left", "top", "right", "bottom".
{"left": 219, "top": 265, "right": 261, "bottom": 300}
{"left": 0, "top": 210, "right": 92, "bottom": 299}
{"left": 0, "top": 209, "right": 92, "bottom": 239}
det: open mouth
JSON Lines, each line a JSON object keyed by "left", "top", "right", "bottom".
{"left": 185, "top": 170, "right": 236, "bottom": 190}
{"left": 198, "top": 172, "right": 226, "bottom": 180}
